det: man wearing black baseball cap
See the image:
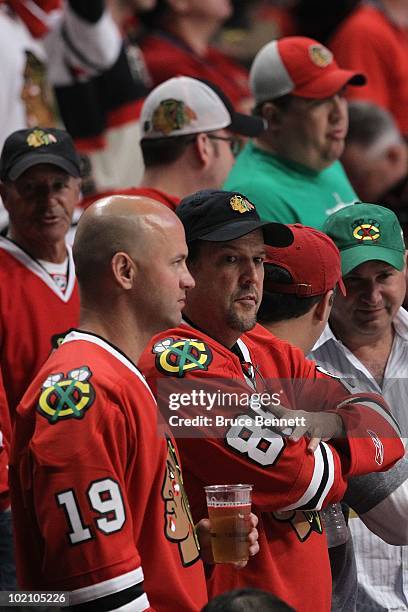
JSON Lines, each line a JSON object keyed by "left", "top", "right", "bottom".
{"left": 139, "top": 189, "right": 403, "bottom": 611}
{"left": 0, "top": 127, "right": 81, "bottom": 419}
{"left": 0, "top": 125, "right": 81, "bottom": 596}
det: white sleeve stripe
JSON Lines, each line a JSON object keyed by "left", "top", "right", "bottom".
{"left": 280, "top": 442, "right": 334, "bottom": 511}
{"left": 314, "top": 442, "right": 335, "bottom": 510}
{"left": 69, "top": 567, "right": 144, "bottom": 605}
{"left": 337, "top": 396, "right": 401, "bottom": 435}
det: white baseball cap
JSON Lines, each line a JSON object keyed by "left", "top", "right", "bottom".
{"left": 141, "top": 76, "right": 264, "bottom": 140}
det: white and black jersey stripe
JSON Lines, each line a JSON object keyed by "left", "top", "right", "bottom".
{"left": 281, "top": 442, "right": 335, "bottom": 511}
{"left": 68, "top": 567, "right": 149, "bottom": 611}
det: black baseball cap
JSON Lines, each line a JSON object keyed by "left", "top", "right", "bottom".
{"left": 177, "top": 189, "right": 294, "bottom": 246}
{"left": 0, "top": 127, "right": 81, "bottom": 181}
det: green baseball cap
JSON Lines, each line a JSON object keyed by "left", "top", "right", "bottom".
{"left": 323, "top": 203, "right": 406, "bottom": 276}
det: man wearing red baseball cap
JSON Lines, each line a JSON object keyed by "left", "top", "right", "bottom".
{"left": 258, "top": 223, "right": 345, "bottom": 354}
{"left": 224, "top": 36, "right": 365, "bottom": 229}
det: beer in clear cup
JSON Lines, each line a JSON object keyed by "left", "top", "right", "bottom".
{"left": 204, "top": 484, "right": 253, "bottom": 563}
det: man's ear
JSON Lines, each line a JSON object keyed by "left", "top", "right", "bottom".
{"left": 195, "top": 133, "right": 212, "bottom": 168}
{"left": 111, "top": 252, "right": 136, "bottom": 290}
{"left": 314, "top": 290, "right": 334, "bottom": 323}
{"left": 260, "top": 102, "right": 284, "bottom": 130}
{"left": 385, "top": 143, "right": 407, "bottom": 168}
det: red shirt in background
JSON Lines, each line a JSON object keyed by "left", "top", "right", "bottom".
{"left": 140, "top": 31, "right": 251, "bottom": 109}
{"left": 329, "top": 4, "right": 408, "bottom": 135}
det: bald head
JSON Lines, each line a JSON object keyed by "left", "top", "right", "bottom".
{"left": 73, "top": 195, "right": 182, "bottom": 292}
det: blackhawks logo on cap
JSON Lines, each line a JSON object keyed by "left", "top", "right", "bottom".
{"left": 153, "top": 337, "right": 212, "bottom": 377}
{"left": 308, "top": 44, "right": 333, "bottom": 68}
{"left": 151, "top": 99, "right": 197, "bottom": 135}
{"left": 230, "top": 194, "right": 255, "bottom": 214}
{"left": 37, "top": 366, "right": 95, "bottom": 424}
{"left": 26, "top": 128, "right": 57, "bottom": 148}
{"left": 352, "top": 219, "right": 380, "bottom": 241}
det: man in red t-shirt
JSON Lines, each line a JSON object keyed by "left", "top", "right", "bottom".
{"left": 139, "top": 0, "right": 251, "bottom": 110}
{"left": 329, "top": 0, "right": 408, "bottom": 136}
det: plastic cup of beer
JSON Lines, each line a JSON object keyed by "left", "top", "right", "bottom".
{"left": 204, "top": 484, "right": 253, "bottom": 563}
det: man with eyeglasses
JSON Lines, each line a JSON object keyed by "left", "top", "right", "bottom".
{"left": 79, "top": 75, "right": 265, "bottom": 211}
{"left": 224, "top": 36, "right": 365, "bottom": 230}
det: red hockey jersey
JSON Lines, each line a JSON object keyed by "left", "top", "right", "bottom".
{"left": 0, "top": 238, "right": 80, "bottom": 424}
{"left": 10, "top": 330, "right": 207, "bottom": 611}
{"left": 139, "top": 322, "right": 403, "bottom": 612}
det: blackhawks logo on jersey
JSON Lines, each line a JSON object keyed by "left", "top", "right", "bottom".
{"left": 153, "top": 338, "right": 213, "bottom": 377}
{"left": 273, "top": 509, "right": 323, "bottom": 542}
{"left": 162, "top": 436, "right": 200, "bottom": 566}
{"left": 37, "top": 366, "right": 95, "bottom": 424}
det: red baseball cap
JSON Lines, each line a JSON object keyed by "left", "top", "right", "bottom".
{"left": 250, "top": 36, "right": 366, "bottom": 103}
{"left": 264, "top": 224, "right": 346, "bottom": 296}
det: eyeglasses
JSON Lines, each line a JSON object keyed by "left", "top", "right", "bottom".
{"left": 207, "top": 135, "right": 244, "bottom": 157}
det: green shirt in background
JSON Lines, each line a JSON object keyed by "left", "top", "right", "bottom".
{"left": 224, "top": 142, "right": 358, "bottom": 230}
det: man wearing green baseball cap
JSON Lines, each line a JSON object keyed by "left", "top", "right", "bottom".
{"left": 311, "top": 202, "right": 408, "bottom": 612}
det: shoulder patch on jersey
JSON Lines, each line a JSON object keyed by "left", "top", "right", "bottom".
{"left": 152, "top": 337, "right": 213, "bottom": 377}
{"left": 37, "top": 366, "right": 95, "bottom": 424}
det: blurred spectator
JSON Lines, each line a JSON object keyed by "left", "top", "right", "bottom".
{"left": 0, "top": 1, "right": 139, "bottom": 222}
{"left": 79, "top": 76, "right": 264, "bottom": 210}
{"left": 214, "top": 1, "right": 292, "bottom": 68}
{"left": 46, "top": 0, "right": 148, "bottom": 192}
{"left": 202, "top": 587, "right": 294, "bottom": 612}
{"left": 0, "top": 0, "right": 57, "bottom": 151}
{"left": 329, "top": 0, "right": 408, "bottom": 136}
{"left": 341, "top": 101, "right": 408, "bottom": 205}
{"left": 224, "top": 36, "right": 363, "bottom": 229}
{"left": 341, "top": 101, "right": 408, "bottom": 311}
{"left": 139, "top": 0, "right": 252, "bottom": 110}
{"left": 0, "top": 127, "right": 80, "bottom": 423}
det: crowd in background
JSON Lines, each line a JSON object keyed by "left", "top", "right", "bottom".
{"left": 2, "top": 0, "right": 408, "bottom": 222}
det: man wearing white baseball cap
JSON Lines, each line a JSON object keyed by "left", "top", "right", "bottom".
{"left": 80, "top": 75, "right": 265, "bottom": 211}
{"left": 224, "top": 36, "right": 365, "bottom": 230}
